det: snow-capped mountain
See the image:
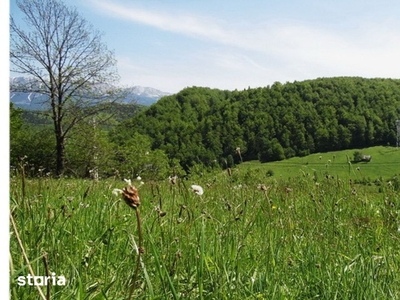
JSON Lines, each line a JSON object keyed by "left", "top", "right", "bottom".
{"left": 9, "top": 77, "right": 171, "bottom": 109}
{"left": 128, "top": 86, "right": 171, "bottom": 106}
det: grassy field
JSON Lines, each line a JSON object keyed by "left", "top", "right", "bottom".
{"left": 9, "top": 147, "right": 400, "bottom": 299}
{"left": 239, "top": 146, "right": 400, "bottom": 184}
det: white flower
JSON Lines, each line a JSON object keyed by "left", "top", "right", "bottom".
{"left": 169, "top": 175, "right": 178, "bottom": 184}
{"left": 191, "top": 185, "right": 204, "bottom": 196}
{"left": 124, "top": 178, "right": 132, "bottom": 185}
{"left": 136, "top": 175, "right": 142, "bottom": 181}
{"left": 112, "top": 188, "right": 123, "bottom": 196}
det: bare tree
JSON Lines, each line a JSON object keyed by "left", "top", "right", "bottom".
{"left": 10, "top": 0, "right": 125, "bottom": 176}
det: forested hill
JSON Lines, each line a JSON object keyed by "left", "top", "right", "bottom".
{"left": 117, "top": 77, "right": 400, "bottom": 169}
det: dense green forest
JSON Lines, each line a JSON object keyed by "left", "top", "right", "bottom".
{"left": 117, "top": 77, "right": 400, "bottom": 169}
{"left": 10, "top": 77, "right": 400, "bottom": 177}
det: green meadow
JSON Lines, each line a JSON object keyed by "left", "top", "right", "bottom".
{"left": 9, "top": 147, "right": 400, "bottom": 299}
{"left": 240, "top": 146, "right": 400, "bottom": 184}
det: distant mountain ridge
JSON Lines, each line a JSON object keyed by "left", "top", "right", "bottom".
{"left": 129, "top": 85, "right": 171, "bottom": 106}
{"left": 9, "top": 77, "right": 171, "bottom": 109}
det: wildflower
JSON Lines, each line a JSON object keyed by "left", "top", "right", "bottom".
{"left": 155, "top": 206, "right": 166, "bottom": 217}
{"left": 112, "top": 188, "right": 123, "bottom": 196}
{"left": 113, "top": 180, "right": 141, "bottom": 209}
{"left": 191, "top": 184, "right": 204, "bottom": 196}
{"left": 258, "top": 184, "right": 268, "bottom": 191}
{"left": 136, "top": 175, "right": 142, "bottom": 181}
{"left": 169, "top": 175, "right": 178, "bottom": 184}
{"left": 285, "top": 187, "right": 293, "bottom": 193}
{"left": 114, "top": 182, "right": 143, "bottom": 299}
{"left": 121, "top": 185, "right": 140, "bottom": 209}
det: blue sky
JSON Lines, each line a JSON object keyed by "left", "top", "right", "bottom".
{"left": 8, "top": 0, "right": 400, "bottom": 93}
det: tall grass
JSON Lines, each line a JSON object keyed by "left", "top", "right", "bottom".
{"left": 9, "top": 165, "right": 400, "bottom": 299}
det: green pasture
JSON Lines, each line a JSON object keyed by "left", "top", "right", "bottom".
{"left": 239, "top": 146, "right": 400, "bottom": 183}
{"left": 9, "top": 147, "right": 400, "bottom": 299}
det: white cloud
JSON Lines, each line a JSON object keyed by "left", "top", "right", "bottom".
{"left": 92, "top": 1, "right": 400, "bottom": 91}
{"left": 91, "top": 1, "right": 229, "bottom": 42}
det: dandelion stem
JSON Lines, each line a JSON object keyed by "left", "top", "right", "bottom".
{"left": 128, "top": 208, "right": 143, "bottom": 300}
{"left": 42, "top": 252, "right": 50, "bottom": 300}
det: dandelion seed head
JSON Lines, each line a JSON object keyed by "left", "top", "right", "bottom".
{"left": 191, "top": 184, "right": 204, "bottom": 195}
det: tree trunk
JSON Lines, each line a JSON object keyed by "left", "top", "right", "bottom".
{"left": 55, "top": 135, "right": 65, "bottom": 176}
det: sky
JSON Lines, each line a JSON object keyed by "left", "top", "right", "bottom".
{"left": 8, "top": 0, "right": 400, "bottom": 94}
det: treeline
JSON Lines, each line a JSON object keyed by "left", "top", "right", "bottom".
{"left": 118, "top": 77, "right": 400, "bottom": 170}
{"left": 10, "top": 102, "right": 171, "bottom": 179}
{"left": 10, "top": 77, "right": 400, "bottom": 177}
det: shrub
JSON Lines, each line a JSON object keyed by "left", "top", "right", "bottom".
{"left": 353, "top": 151, "right": 363, "bottom": 162}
